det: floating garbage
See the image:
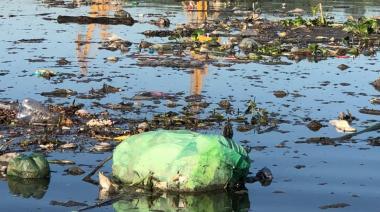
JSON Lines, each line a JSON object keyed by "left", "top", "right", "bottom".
{"left": 7, "top": 153, "right": 50, "bottom": 179}
{"left": 17, "top": 98, "right": 61, "bottom": 126}
{"left": 92, "top": 142, "right": 113, "bottom": 152}
{"left": 33, "top": 69, "right": 56, "bottom": 79}
{"left": 59, "top": 143, "right": 78, "bottom": 150}
{"left": 112, "top": 130, "right": 250, "bottom": 192}
{"left": 40, "top": 89, "right": 77, "bottom": 98}
{"left": 86, "top": 119, "right": 114, "bottom": 127}
{"left": 98, "top": 172, "right": 119, "bottom": 200}
{"left": 329, "top": 120, "right": 356, "bottom": 132}
{"left": 132, "top": 91, "right": 177, "bottom": 100}
{"left": 372, "top": 78, "right": 380, "bottom": 91}
{"left": 370, "top": 98, "right": 380, "bottom": 104}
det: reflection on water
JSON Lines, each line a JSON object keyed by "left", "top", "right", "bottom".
{"left": 113, "top": 191, "right": 250, "bottom": 212}
{"left": 75, "top": 0, "right": 124, "bottom": 75}
{"left": 73, "top": 0, "right": 212, "bottom": 95}
{"left": 143, "top": 0, "right": 380, "bottom": 21}
{"left": 191, "top": 67, "right": 208, "bottom": 95}
{"left": 183, "top": 1, "right": 213, "bottom": 96}
{"left": 67, "top": 0, "right": 380, "bottom": 94}
{"left": 7, "top": 176, "right": 50, "bottom": 199}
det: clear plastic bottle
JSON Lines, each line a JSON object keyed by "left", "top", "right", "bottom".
{"left": 16, "top": 98, "right": 60, "bottom": 126}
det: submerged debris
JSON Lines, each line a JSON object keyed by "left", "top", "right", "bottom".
{"left": 50, "top": 200, "right": 88, "bottom": 207}
{"left": 368, "top": 137, "right": 380, "bottom": 146}
{"left": 34, "top": 69, "right": 56, "bottom": 79}
{"left": 372, "top": 78, "right": 380, "bottom": 91}
{"left": 300, "top": 137, "right": 336, "bottom": 145}
{"left": 56, "top": 58, "right": 71, "bottom": 66}
{"left": 143, "top": 30, "right": 174, "bottom": 37}
{"left": 337, "top": 64, "right": 350, "bottom": 70}
{"left": 153, "top": 17, "right": 170, "bottom": 27}
{"left": 65, "top": 166, "right": 85, "bottom": 176}
{"left": 319, "top": 203, "right": 350, "bottom": 210}
{"left": 223, "top": 120, "right": 233, "bottom": 139}
{"left": 307, "top": 120, "right": 323, "bottom": 131}
{"left": 137, "top": 58, "right": 204, "bottom": 68}
{"left": 100, "top": 36, "right": 132, "bottom": 52}
{"left": 41, "top": 89, "right": 77, "bottom": 98}
{"left": 48, "top": 160, "right": 75, "bottom": 165}
{"left": 239, "top": 38, "right": 261, "bottom": 52}
{"left": 273, "top": 90, "right": 288, "bottom": 98}
{"left": 359, "top": 108, "right": 380, "bottom": 115}
{"left": 114, "top": 10, "right": 131, "bottom": 19}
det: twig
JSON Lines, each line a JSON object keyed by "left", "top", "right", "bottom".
{"left": 82, "top": 155, "right": 113, "bottom": 184}
{"left": 302, "top": 123, "right": 380, "bottom": 145}
{"left": 0, "top": 139, "right": 14, "bottom": 152}
{"left": 333, "top": 123, "right": 380, "bottom": 141}
{"left": 77, "top": 195, "right": 121, "bottom": 212}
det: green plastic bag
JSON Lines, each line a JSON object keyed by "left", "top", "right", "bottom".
{"left": 7, "top": 153, "right": 50, "bottom": 179}
{"left": 112, "top": 130, "right": 250, "bottom": 192}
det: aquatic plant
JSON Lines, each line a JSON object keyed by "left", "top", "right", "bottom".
{"left": 257, "top": 42, "right": 282, "bottom": 56}
{"left": 311, "top": 3, "right": 326, "bottom": 26}
{"left": 191, "top": 28, "right": 206, "bottom": 41}
{"left": 280, "top": 16, "right": 307, "bottom": 27}
{"left": 308, "top": 44, "right": 327, "bottom": 57}
{"left": 281, "top": 3, "right": 327, "bottom": 27}
{"left": 280, "top": 16, "right": 327, "bottom": 27}
{"left": 343, "top": 17, "right": 379, "bottom": 37}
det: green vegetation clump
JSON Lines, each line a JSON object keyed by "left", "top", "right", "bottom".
{"left": 343, "top": 17, "right": 379, "bottom": 37}
{"left": 280, "top": 16, "right": 329, "bottom": 27}
{"left": 281, "top": 3, "right": 328, "bottom": 27}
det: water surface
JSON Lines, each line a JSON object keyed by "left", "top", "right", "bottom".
{"left": 0, "top": 0, "right": 380, "bottom": 211}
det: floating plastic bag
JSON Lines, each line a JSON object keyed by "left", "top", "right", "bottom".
{"left": 112, "top": 130, "right": 250, "bottom": 192}
{"left": 7, "top": 153, "right": 50, "bottom": 179}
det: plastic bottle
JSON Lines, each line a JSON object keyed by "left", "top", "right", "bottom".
{"left": 16, "top": 98, "right": 60, "bottom": 126}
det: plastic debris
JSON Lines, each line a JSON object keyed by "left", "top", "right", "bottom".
{"left": 86, "top": 119, "right": 114, "bottom": 127}
{"left": 17, "top": 98, "right": 60, "bottom": 126}
{"left": 329, "top": 120, "right": 356, "bottom": 132}
{"left": 112, "top": 130, "right": 250, "bottom": 192}
{"left": 33, "top": 69, "right": 56, "bottom": 79}
{"left": 7, "top": 153, "right": 50, "bottom": 179}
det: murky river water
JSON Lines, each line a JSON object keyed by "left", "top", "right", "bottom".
{"left": 1, "top": 0, "right": 380, "bottom": 211}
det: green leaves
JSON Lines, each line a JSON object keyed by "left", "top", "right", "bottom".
{"left": 343, "top": 17, "right": 379, "bottom": 37}
{"left": 308, "top": 43, "right": 328, "bottom": 57}
{"left": 191, "top": 28, "right": 205, "bottom": 41}
{"left": 281, "top": 16, "right": 306, "bottom": 27}
{"left": 280, "top": 16, "right": 327, "bottom": 27}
